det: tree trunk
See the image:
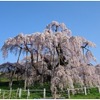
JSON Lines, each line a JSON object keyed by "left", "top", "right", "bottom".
{"left": 9, "top": 72, "right": 13, "bottom": 89}
{"left": 56, "top": 43, "right": 65, "bottom": 66}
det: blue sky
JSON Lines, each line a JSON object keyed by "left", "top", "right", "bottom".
{"left": 0, "top": 1, "right": 100, "bottom": 65}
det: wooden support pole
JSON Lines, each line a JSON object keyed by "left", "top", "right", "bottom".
{"left": 72, "top": 89, "right": 75, "bottom": 95}
{"left": 67, "top": 89, "right": 70, "bottom": 99}
{"left": 98, "top": 86, "right": 100, "bottom": 93}
{"left": 84, "top": 87, "right": 87, "bottom": 95}
{"left": 9, "top": 88, "right": 12, "bottom": 99}
{"left": 27, "top": 89, "right": 30, "bottom": 99}
{"left": 19, "top": 88, "right": 22, "bottom": 98}
{"left": 43, "top": 88, "right": 46, "bottom": 98}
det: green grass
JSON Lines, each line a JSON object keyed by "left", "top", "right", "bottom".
{"left": 0, "top": 78, "right": 52, "bottom": 99}
{"left": 0, "top": 82, "right": 100, "bottom": 99}
{"left": 71, "top": 93, "right": 100, "bottom": 99}
{"left": 0, "top": 77, "right": 100, "bottom": 99}
{"left": 70, "top": 88, "right": 100, "bottom": 99}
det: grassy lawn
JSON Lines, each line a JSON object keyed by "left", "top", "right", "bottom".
{"left": 0, "top": 78, "right": 52, "bottom": 99}
{"left": 71, "top": 94, "right": 100, "bottom": 99}
{"left": 71, "top": 93, "right": 100, "bottom": 99}
{"left": 71, "top": 88, "right": 100, "bottom": 99}
{"left": 0, "top": 81, "right": 100, "bottom": 99}
{"left": 0, "top": 76, "right": 100, "bottom": 99}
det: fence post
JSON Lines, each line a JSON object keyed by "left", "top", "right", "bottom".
{"left": 43, "top": 88, "right": 46, "bottom": 98}
{"left": 98, "top": 86, "right": 100, "bottom": 93}
{"left": 27, "top": 89, "right": 30, "bottom": 99}
{"left": 84, "top": 87, "right": 87, "bottom": 95}
{"left": 19, "top": 88, "right": 22, "bottom": 98}
{"left": 67, "top": 89, "right": 70, "bottom": 99}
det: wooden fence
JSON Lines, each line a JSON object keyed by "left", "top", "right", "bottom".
{"left": 0, "top": 86, "right": 100, "bottom": 99}
{"left": 0, "top": 88, "right": 46, "bottom": 99}
{"left": 67, "top": 86, "right": 100, "bottom": 99}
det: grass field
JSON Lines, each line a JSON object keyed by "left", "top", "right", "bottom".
{"left": 0, "top": 76, "right": 100, "bottom": 99}
{"left": 0, "top": 78, "right": 52, "bottom": 99}
{"left": 70, "top": 88, "right": 100, "bottom": 99}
